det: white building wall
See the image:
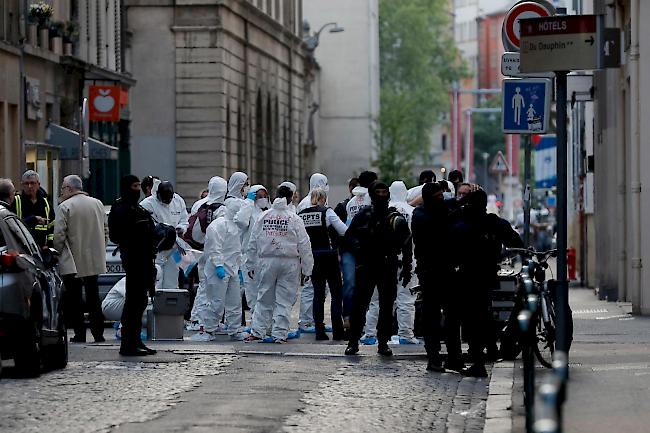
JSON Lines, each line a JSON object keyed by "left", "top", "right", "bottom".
{"left": 303, "top": 0, "right": 379, "bottom": 204}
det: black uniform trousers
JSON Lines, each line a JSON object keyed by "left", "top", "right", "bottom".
{"left": 63, "top": 274, "right": 104, "bottom": 340}
{"left": 420, "top": 271, "right": 463, "bottom": 363}
{"left": 348, "top": 258, "right": 398, "bottom": 345}
{"left": 120, "top": 262, "right": 153, "bottom": 350}
{"left": 312, "top": 252, "right": 344, "bottom": 334}
{"left": 461, "top": 271, "right": 493, "bottom": 366}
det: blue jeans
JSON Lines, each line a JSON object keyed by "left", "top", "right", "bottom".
{"left": 340, "top": 251, "right": 356, "bottom": 319}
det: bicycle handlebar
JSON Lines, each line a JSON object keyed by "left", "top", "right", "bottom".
{"left": 505, "top": 247, "right": 558, "bottom": 262}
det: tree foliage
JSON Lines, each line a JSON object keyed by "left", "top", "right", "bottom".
{"left": 473, "top": 96, "right": 505, "bottom": 165}
{"left": 376, "top": 0, "right": 466, "bottom": 182}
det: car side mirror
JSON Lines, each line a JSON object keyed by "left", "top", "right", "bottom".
{"left": 41, "top": 248, "right": 60, "bottom": 269}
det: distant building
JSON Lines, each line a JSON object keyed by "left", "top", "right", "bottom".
{"left": 126, "top": 0, "right": 310, "bottom": 201}
{"left": 302, "top": 0, "right": 379, "bottom": 203}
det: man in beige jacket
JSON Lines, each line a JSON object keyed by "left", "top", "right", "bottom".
{"left": 54, "top": 175, "right": 108, "bottom": 343}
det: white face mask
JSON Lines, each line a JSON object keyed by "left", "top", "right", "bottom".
{"left": 443, "top": 191, "right": 454, "bottom": 200}
{"left": 256, "top": 198, "right": 269, "bottom": 209}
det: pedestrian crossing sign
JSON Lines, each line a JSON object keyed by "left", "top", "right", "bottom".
{"left": 490, "top": 151, "right": 510, "bottom": 174}
{"left": 502, "top": 78, "right": 552, "bottom": 134}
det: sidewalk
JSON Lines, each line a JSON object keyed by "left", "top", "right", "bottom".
{"left": 562, "top": 287, "right": 650, "bottom": 432}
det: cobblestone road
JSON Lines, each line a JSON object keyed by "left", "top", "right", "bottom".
{"left": 282, "top": 360, "right": 489, "bottom": 433}
{"left": 0, "top": 355, "right": 234, "bottom": 433}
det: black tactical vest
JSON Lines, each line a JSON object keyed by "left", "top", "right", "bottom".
{"left": 299, "top": 205, "right": 337, "bottom": 253}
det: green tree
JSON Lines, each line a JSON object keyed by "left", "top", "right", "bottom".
{"left": 376, "top": 0, "right": 466, "bottom": 182}
{"left": 473, "top": 97, "right": 505, "bottom": 166}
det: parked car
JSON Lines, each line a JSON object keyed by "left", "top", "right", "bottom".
{"left": 98, "top": 241, "right": 125, "bottom": 302}
{"left": 0, "top": 204, "right": 68, "bottom": 377}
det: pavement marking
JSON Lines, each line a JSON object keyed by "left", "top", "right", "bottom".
{"left": 590, "top": 363, "right": 650, "bottom": 372}
{"left": 572, "top": 308, "right": 609, "bottom": 315}
{"left": 595, "top": 314, "right": 631, "bottom": 320}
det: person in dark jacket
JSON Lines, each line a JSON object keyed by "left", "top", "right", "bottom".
{"left": 11, "top": 170, "right": 55, "bottom": 249}
{"left": 299, "top": 188, "right": 348, "bottom": 340}
{"left": 451, "top": 189, "right": 523, "bottom": 377}
{"left": 108, "top": 175, "right": 158, "bottom": 357}
{"left": 344, "top": 181, "right": 412, "bottom": 357}
{"left": 411, "top": 182, "right": 463, "bottom": 372}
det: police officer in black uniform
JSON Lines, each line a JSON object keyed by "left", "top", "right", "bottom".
{"left": 299, "top": 188, "right": 348, "bottom": 340}
{"left": 108, "top": 175, "right": 158, "bottom": 357}
{"left": 451, "top": 189, "right": 523, "bottom": 377}
{"left": 344, "top": 181, "right": 413, "bottom": 357}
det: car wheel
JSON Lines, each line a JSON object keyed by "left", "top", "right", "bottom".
{"left": 45, "top": 322, "right": 68, "bottom": 370}
{"left": 14, "top": 321, "right": 42, "bottom": 378}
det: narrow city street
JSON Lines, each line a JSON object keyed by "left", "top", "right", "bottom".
{"left": 0, "top": 336, "right": 492, "bottom": 433}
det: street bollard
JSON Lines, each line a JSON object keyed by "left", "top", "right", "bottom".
{"left": 518, "top": 308, "right": 535, "bottom": 433}
{"left": 533, "top": 374, "right": 562, "bottom": 433}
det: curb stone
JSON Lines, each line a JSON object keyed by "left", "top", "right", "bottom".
{"left": 483, "top": 361, "right": 514, "bottom": 433}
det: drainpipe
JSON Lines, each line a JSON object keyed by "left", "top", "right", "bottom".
{"left": 629, "top": 0, "right": 642, "bottom": 311}
{"left": 19, "top": 0, "right": 27, "bottom": 175}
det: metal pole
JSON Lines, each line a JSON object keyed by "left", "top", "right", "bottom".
{"left": 523, "top": 135, "right": 532, "bottom": 247}
{"left": 555, "top": 71, "right": 570, "bottom": 355}
{"left": 465, "top": 110, "right": 471, "bottom": 178}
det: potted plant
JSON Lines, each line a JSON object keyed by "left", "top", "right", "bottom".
{"left": 49, "top": 20, "right": 64, "bottom": 54}
{"left": 29, "top": 2, "right": 53, "bottom": 49}
{"left": 29, "top": 1, "right": 53, "bottom": 29}
{"left": 62, "top": 21, "right": 79, "bottom": 56}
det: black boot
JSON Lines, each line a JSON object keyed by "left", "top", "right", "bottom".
{"left": 461, "top": 363, "right": 488, "bottom": 378}
{"left": 315, "top": 323, "right": 330, "bottom": 341}
{"left": 345, "top": 342, "right": 359, "bottom": 355}
{"left": 426, "top": 353, "right": 444, "bottom": 372}
{"left": 377, "top": 342, "right": 393, "bottom": 356}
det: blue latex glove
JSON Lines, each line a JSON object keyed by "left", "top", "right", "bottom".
{"left": 215, "top": 265, "right": 226, "bottom": 279}
{"left": 246, "top": 191, "right": 256, "bottom": 200}
{"left": 239, "top": 270, "right": 244, "bottom": 284}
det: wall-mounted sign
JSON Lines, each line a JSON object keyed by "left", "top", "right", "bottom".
{"left": 89, "top": 85, "right": 120, "bottom": 122}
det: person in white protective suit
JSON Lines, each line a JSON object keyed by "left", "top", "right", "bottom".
{"left": 140, "top": 180, "right": 189, "bottom": 289}
{"left": 187, "top": 176, "right": 228, "bottom": 330}
{"left": 244, "top": 185, "right": 314, "bottom": 343}
{"left": 279, "top": 181, "right": 299, "bottom": 214}
{"left": 226, "top": 171, "right": 250, "bottom": 200}
{"left": 360, "top": 180, "right": 421, "bottom": 345}
{"left": 294, "top": 173, "right": 329, "bottom": 333}
{"left": 241, "top": 184, "right": 269, "bottom": 317}
{"left": 192, "top": 198, "right": 245, "bottom": 341}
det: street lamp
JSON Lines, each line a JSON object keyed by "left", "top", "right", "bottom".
{"left": 303, "top": 21, "right": 345, "bottom": 52}
{"left": 482, "top": 152, "right": 489, "bottom": 190}
{"left": 440, "top": 167, "right": 447, "bottom": 179}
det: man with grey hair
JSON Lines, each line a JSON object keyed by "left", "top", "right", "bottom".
{"left": 54, "top": 174, "right": 108, "bottom": 343}
{"left": 10, "top": 170, "right": 55, "bottom": 248}
{"left": 0, "top": 178, "right": 16, "bottom": 207}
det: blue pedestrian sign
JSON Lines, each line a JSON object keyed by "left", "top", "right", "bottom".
{"left": 502, "top": 78, "right": 552, "bottom": 134}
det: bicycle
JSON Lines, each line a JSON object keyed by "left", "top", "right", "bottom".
{"left": 506, "top": 247, "right": 558, "bottom": 368}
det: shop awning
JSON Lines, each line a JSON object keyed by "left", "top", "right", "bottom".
{"left": 47, "top": 123, "right": 119, "bottom": 160}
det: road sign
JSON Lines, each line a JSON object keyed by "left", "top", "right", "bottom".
{"left": 520, "top": 15, "right": 603, "bottom": 72}
{"left": 502, "top": 1, "right": 555, "bottom": 52}
{"left": 490, "top": 151, "right": 509, "bottom": 174}
{"left": 535, "top": 135, "right": 557, "bottom": 188}
{"left": 502, "top": 78, "right": 552, "bottom": 134}
{"left": 501, "top": 52, "right": 554, "bottom": 78}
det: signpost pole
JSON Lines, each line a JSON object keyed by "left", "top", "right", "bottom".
{"left": 523, "top": 135, "right": 532, "bottom": 247}
{"left": 555, "top": 71, "right": 571, "bottom": 356}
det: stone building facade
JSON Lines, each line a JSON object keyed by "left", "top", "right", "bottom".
{"left": 126, "top": 0, "right": 310, "bottom": 200}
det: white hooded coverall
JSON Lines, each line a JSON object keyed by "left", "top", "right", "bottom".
{"left": 246, "top": 197, "right": 314, "bottom": 341}
{"left": 241, "top": 184, "right": 268, "bottom": 315}
{"left": 295, "top": 173, "right": 329, "bottom": 328}
{"left": 363, "top": 181, "right": 419, "bottom": 340}
{"left": 188, "top": 176, "right": 227, "bottom": 324}
{"left": 140, "top": 180, "right": 189, "bottom": 290}
{"left": 198, "top": 198, "right": 243, "bottom": 335}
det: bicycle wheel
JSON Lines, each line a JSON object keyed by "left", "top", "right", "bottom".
{"left": 533, "top": 299, "right": 556, "bottom": 368}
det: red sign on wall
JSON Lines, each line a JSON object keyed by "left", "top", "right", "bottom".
{"left": 89, "top": 85, "right": 120, "bottom": 122}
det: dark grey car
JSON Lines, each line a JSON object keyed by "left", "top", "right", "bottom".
{"left": 0, "top": 204, "right": 68, "bottom": 377}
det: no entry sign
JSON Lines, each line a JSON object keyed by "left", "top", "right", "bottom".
{"left": 502, "top": 1, "right": 556, "bottom": 52}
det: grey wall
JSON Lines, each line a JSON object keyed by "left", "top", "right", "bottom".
{"left": 128, "top": 7, "right": 176, "bottom": 186}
